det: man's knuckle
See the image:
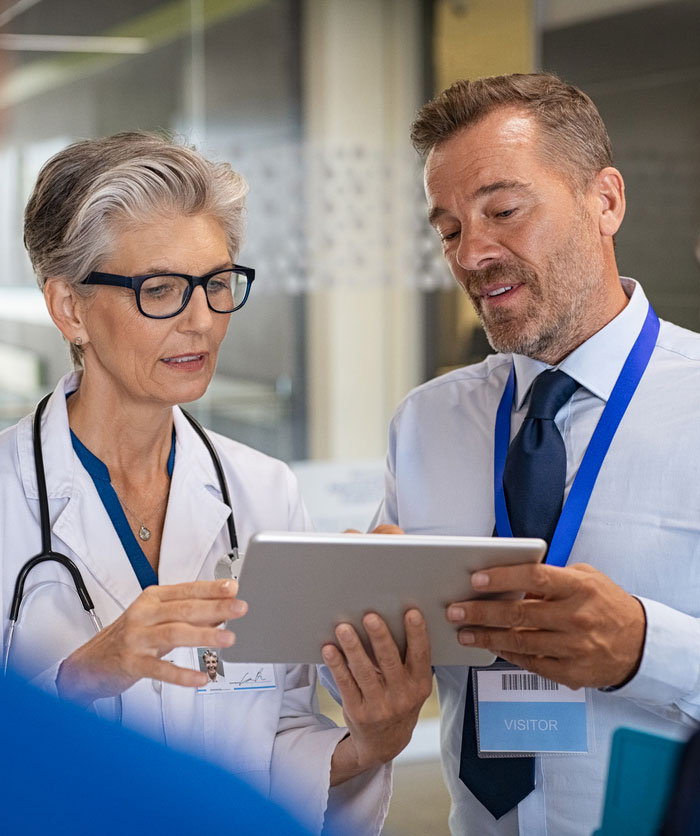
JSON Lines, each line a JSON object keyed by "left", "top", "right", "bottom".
{"left": 511, "top": 629, "right": 529, "bottom": 654}
{"left": 510, "top": 603, "right": 527, "bottom": 628}
{"left": 418, "top": 678, "right": 433, "bottom": 701}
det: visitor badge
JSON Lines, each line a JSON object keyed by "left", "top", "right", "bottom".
{"left": 474, "top": 665, "right": 589, "bottom": 756}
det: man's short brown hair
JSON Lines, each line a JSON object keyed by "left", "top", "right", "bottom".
{"left": 410, "top": 72, "right": 613, "bottom": 191}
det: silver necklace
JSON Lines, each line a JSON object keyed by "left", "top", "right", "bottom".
{"left": 112, "top": 486, "right": 170, "bottom": 542}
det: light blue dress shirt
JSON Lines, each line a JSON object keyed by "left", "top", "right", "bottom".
{"left": 372, "top": 279, "right": 700, "bottom": 836}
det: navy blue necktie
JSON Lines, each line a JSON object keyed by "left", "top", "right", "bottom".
{"left": 459, "top": 369, "right": 580, "bottom": 819}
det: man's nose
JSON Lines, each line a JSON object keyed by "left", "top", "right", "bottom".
{"left": 453, "top": 222, "right": 502, "bottom": 272}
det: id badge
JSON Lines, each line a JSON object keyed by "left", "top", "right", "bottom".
{"left": 474, "top": 663, "right": 590, "bottom": 757}
{"left": 192, "top": 647, "right": 277, "bottom": 695}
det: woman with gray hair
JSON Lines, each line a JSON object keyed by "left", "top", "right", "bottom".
{"left": 0, "top": 132, "right": 432, "bottom": 834}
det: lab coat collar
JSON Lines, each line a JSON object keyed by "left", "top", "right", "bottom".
{"left": 511, "top": 277, "right": 649, "bottom": 409}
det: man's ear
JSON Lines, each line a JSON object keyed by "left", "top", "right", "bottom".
{"left": 43, "top": 278, "right": 89, "bottom": 346}
{"left": 592, "top": 166, "right": 626, "bottom": 238}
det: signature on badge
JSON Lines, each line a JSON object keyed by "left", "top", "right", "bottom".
{"left": 230, "top": 667, "right": 275, "bottom": 689}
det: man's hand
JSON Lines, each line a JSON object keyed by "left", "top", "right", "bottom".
{"left": 57, "top": 579, "right": 247, "bottom": 705}
{"left": 446, "top": 562, "right": 646, "bottom": 690}
{"left": 324, "top": 609, "right": 432, "bottom": 785}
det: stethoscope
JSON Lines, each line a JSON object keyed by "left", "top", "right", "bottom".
{"left": 3, "top": 392, "right": 240, "bottom": 676}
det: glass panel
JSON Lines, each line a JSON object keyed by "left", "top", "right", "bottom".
{"left": 0, "top": 0, "right": 305, "bottom": 461}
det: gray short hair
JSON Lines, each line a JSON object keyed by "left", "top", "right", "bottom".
{"left": 410, "top": 73, "right": 613, "bottom": 192}
{"left": 24, "top": 131, "right": 249, "bottom": 368}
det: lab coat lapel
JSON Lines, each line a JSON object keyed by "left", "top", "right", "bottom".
{"left": 157, "top": 408, "right": 231, "bottom": 586}
{"left": 24, "top": 373, "right": 144, "bottom": 610}
{"left": 54, "top": 475, "right": 143, "bottom": 609}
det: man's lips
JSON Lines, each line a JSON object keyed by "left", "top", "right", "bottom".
{"left": 479, "top": 281, "right": 522, "bottom": 299}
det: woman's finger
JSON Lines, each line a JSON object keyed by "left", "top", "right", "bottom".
{"left": 147, "top": 623, "right": 236, "bottom": 656}
{"left": 403, "top": 609, "right": 431, "bottom": 677}
{"left": 334, "top": 623, "right": 384, "bottom": 700}
{"left": 152, "top": 596, "right": 248, "bottom": 627}
{"left": 154, "top": 579, "right": 239, "bottom": 602}
{"left": 129, "top": 656, "right": 210, "bottom": 688}
{"left": 322, "top": 642, "right": 362, "bottom": 706}
{"left": 362, "top": 613, "right": 404, "bottom": 684}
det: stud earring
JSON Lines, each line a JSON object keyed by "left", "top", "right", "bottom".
{"left": 74, "top": 336, "right": 83, "bottom": 346}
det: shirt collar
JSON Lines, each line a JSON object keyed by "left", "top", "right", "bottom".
{"left": 511, "top": 277, "right": 649, "bottom": 409}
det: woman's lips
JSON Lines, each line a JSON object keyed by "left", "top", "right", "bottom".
{"left": 161, "top": 353, "right": 206, "bottom": 370}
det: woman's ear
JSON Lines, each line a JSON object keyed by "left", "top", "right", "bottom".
{"left": 592, "top": 166, "right": 626, "bottom": 238}
{"left": 43, "top": 278, "right": 89, "bottom": 346}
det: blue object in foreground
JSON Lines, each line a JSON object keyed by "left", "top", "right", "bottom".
{"left": 593, "top": 726, "right": 685, "bottom": 836}
{"left": 0, "top": 671, "right": 314, "bottom": 836}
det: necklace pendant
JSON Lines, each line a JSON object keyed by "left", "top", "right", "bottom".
{"left": 138, "top": 524, "right": 151, "bottom": 541}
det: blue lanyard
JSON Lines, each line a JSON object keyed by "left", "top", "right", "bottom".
{"left": 494, "top": 303, "right": 660, "bottom": 567}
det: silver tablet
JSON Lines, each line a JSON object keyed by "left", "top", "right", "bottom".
{"left": 220, "top": 531, "right": 546, "bottom": 666}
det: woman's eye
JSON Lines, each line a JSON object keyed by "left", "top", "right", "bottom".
{"left": 142, "top": 279, "right": 178, "bottom": 297}
{"left": 439, "top": 230, "right": 459, "bottom": 242}
{"left": 144, "top": 284, "right": 168, "bottom": 297}
{"left": 495, "top": 208, "right": 516, "bottom": 219}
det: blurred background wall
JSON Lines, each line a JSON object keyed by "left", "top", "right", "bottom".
{"left": 1, "top": 0, "right": 699, "bottom": 467}
{"left": 1, "top": 2, "right": 699, "bottom": 833}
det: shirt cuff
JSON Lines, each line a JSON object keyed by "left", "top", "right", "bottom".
{"left": 607, "top": 597, "right": 700, "bottom": 706}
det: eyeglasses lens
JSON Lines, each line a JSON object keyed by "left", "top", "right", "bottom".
{"left": 139, "top": 270, "right": 247, "bottom": 317}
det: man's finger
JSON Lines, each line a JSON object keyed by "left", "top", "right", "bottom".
{"left": 448, "top": 597, "right": 568, "bottom": 631}
{"left": 496, "top": 653, "right": 589, "bottom": 690}
{"left": 457, "top": 625, "right": 575, "bottom": 659}
{"left": 468, "top": 562, "right": 592, "bottom": 598}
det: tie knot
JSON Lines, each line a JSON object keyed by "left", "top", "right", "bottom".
{"left": 526, "top": 370, "right": 579, "bottom": 420}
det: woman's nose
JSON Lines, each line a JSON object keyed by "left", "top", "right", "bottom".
{"left": 180, "top": 285, "right": 214, "bottom": 331}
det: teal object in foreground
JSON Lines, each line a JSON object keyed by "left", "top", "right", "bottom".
{"left": 0, "top": 672, "right": 314, "bottom": 836}
{"left": 593, "top": 727, "right": 685, "bottom": 836}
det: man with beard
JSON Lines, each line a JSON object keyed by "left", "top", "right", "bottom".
{"left": 371, "top": 73, "right": 700, "bottom": 835}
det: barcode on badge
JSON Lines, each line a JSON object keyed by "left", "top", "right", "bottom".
{"left": 501, "top": 672, "right": 559, "bottom": 691}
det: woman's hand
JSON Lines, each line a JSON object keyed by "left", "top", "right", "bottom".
{"left": 56, "top": 579, "right": 247, "bottom": 706}
{"left": 324, "top": 608, "right": 433, "bottom": 785}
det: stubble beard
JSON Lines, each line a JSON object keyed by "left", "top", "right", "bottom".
{"left": 463, "top": 220, "right": 604, "bottom": 362}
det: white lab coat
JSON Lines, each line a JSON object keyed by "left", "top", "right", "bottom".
{"left": 0, "top": 372, "right": 390, "bottom": 834}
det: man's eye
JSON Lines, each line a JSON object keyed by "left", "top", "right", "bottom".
{"left": 495, "top": 208, "right": 516, "bottom": 218}
{"left": 439, "top": 230, "right": 459, "bottom": 242}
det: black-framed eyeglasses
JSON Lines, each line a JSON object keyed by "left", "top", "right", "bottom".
{"left": 83, "top": 266, "right": 255, "bottom": 319}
